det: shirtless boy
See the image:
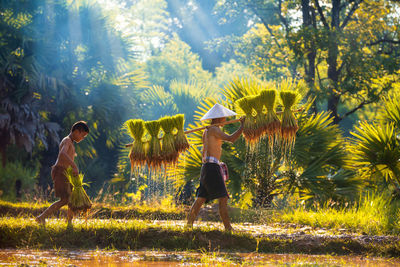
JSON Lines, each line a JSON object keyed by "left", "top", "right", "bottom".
{"left": 187, "top": 103, "right": 244, "bottom": 231}
{"left": 36, "top": 121, "right": 89, "bottom": 225}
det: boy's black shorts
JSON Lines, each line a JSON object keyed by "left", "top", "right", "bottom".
{"left": 196, "top": 163, "right": 228, "bottom": 202}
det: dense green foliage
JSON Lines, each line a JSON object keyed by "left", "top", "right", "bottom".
{"left": 0, "top": 0, "right": 400, "bottom": 231}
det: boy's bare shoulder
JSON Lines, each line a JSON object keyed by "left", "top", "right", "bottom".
{"left": 207, "top": 126, "right": 217, "bottom": 134}
{"left": 60, "top": 136, "right": 73, "bottom": 147}
{"left": 207, "top": 125, "right": 220, "bottom": 132}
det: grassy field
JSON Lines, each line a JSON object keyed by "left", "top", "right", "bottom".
{"left": 1, "top": 198, "right": 400, "bottom": 257}
{"left": 0, "top": 200, "right": 187, "bottom": 221}
{"left": 1, "top": 217, "right": 399, "bottom": 257}
{"left": 1, "top": 194, "right": 399, "bottom": 235}
{"left": 280, "top": 193, "right": 400, "bottom": 236}
{"left": 0, "top": 200, "right": 275, "bottom": 223}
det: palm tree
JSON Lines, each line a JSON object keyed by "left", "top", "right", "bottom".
{"left": 0, "top": 0, "right": 146, "bottom": 191}
{"left": 0, "top": 0, "right": 62, "bottom": 167}
{"left": 348, "top": 93, "right": 400, "bottom": 196}
{"left": 277, "top": 111, "right": 360, "bottom": 205}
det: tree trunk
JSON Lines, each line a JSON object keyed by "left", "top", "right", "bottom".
{"left": 327, "top": 0, "right": 341, "bottom": 123}
{"left": 253, "top": 185, "right": 275, "bottom": 208}
{"left": 301, "top": 0, "right": 316, "bottom": 84}
{"left": 301, "top": 0, "right": 317, "bottom": 113}
{"left": 0, "top": 131, "right": 9, "bottom": 167}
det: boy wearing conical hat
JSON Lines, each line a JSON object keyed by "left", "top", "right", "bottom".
{"left": 187, "top": 103, "right": 244, "bottom": 231}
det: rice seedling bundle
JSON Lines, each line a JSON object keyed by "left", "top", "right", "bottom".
{"left": 65, "top": 168, "right": 92, "bottom": 213}
{"left": 248, "top": 95, "right": 265, "bottom": 140}
{"left": 260, "top": 89, "right": 281, "bottom": 142}
{"left": 160, "top": 116, "right": 178, "bottom": 165}
{"left": 280, "top": 90, "right": 299, "bottom": 153}
{"left": 126, "top": 119, "right": 146, "bottom": 169}
{"left": 173, "top": 114, "right": 190, "bottom": 153}
{"left": 236, "top": 96, "right": 257, "bottom": 143}
{"left": 145, "top": 120, "right": 162, "bottom": 169}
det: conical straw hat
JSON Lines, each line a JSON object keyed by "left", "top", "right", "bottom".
{"left": 200, "top": 103, "right": 237, "bottom": 121}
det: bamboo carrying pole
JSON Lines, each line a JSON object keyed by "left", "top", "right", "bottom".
{"left": 125, "top": 108, "right": 303, "bottom": 148}
{"left": 125, "top": 118, "right": 241, "bottom": 147}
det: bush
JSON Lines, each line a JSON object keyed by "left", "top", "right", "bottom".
{"left": 0, "top": 161, "right": 38, "bottom": 200}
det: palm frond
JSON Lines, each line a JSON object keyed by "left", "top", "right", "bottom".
{"left": 381, "top": 92, "right": 400, "bottom": 130}
{"left": 221, "top": 76, "right": 265, "bottom": 105}
{"left": 348, "top": 121, "right": 400, "bottom": 185}
{"left": 167, "top": 145, "right": 202, "bottom": 189}
{"left": 140, "top": 85, "right": 178, "bottom": 119}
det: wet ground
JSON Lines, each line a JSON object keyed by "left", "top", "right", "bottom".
{"left": 2, "top": 218, "right": 400, "bottom": 266}
{"left": 1, "top": 248, "right": 400, "bottom": 266}
{"left": 149, "top": 219, "right": 399, "bottom": 245}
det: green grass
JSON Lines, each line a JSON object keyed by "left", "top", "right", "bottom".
{"left": 1, "top": 191, "right": 400, "bottom": 258}
{"left": 1, "top": 196, "right": 400, "bottom": 235}
{"left": 279, "top": 194, "right": 400, "bottom": 236}
{"left": 0, "top": 200, "right": 186, "bottom": 221}
{"left": 1, "top": 217, "right": 399, "bottom": 256}
{"left": 0, "top": 200, "right": 276, "bottom": 223}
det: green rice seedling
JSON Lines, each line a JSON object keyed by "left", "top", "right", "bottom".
{"left": 160, "top": 116, "right": 178, "bottom": 166}
{"left": 126, "top": 119, "right": 146, "bottom": 170}
{"left": 173, "top": 114, "right": 190, "bottom": 153}
{"left": 145, "top": 120, "right": 162, "bottom": 170}
{"left": 247, "top": 95, "right": 265, "bottom": 141}
{"left": 280, "top": 90, "right": 299, "bottom": 155}
{"left": 236, "top": 96, "right": 257, "bottom": 145}
{"left": 260, "top": 89, "right": 281, "bottom": 149}
{"left": 65, "top": 167, "right": 92, "bottom": 214}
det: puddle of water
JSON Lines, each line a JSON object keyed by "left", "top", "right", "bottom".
{"left": 0, "top": 249, "right": 399, "bottom": 266}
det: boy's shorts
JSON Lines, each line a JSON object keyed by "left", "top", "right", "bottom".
{"left": 51, "top": 166, "right": 72, "bottom": 200}
{"left": 196, "top": 163, "right": 228, "bottom": 202}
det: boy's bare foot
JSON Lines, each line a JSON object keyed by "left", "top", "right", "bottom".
{"left": 224, "top": 227, "right": 234, "bottom": 233}
{"left": 184, "top": 223, "right": 193, "bottom": 230}
{"left": 67, "top": 221, "right": 73, "bottom": 229}
{"left": 35, "top": 216, "right": 45, "bottom": 225}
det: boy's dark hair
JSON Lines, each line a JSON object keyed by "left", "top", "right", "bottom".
{"left": 71, "top": 121, "right": 89, "bottom": 133}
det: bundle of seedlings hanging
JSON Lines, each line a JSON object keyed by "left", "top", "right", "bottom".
{"left": 160, "top": 116, "right": 178, "bottom": 165}
{"left": 145, "top": 120, "right": 162, "bottom": 169}
{"left": 65, "top": 167, "right": 92, "bottom": 214}
{"left": 248, "top": 95, "right": 265, "bottom": 140}
{"left": 126, "top": 119, "right": 146, "bottom": 170}
{"left": 260, "top": 89, "right": 281, "bottom": 145}
{"left": 280, "top": 90, "right": 299, "bottom": 154}
{"left": 173, "top": 114, "right": 190, "bottom": 153}
{"left": 236, "top": 96, "right": 257, "bottom": 144}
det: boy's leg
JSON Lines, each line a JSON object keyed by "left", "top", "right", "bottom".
{"left": 36, "top": 197, "right": 69, "bottom": 224}
{"left": 186, "top": 197, "right": 206, "bottom": 227}
{"left": 67, "top": 207, "right": 74, "bottom": 224}
{"left": 218, "top": 197, "right": 233, "bottom": 231}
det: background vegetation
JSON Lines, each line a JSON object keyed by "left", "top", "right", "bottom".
{"left": 1, "top": 0, "right": 400, "bottom": 230}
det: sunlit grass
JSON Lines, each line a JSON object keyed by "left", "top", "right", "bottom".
{"left": 280, "top": 194, "right": 400, "bottom": 235}
{"left": 0, "top": 198, "right": 182, "bottom": 213}
{"left": 0, "top": 199, "right": 186, "bottom": 221}
{"left": 1, "top": 191, "right": 400, "bottom": 237}
{"left": 1, "top": 216, "right": 399, "bottom": 256}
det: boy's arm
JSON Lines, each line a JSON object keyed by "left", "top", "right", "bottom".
{"left": 59, "top": 140, "right": 79, "bottom": 175}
